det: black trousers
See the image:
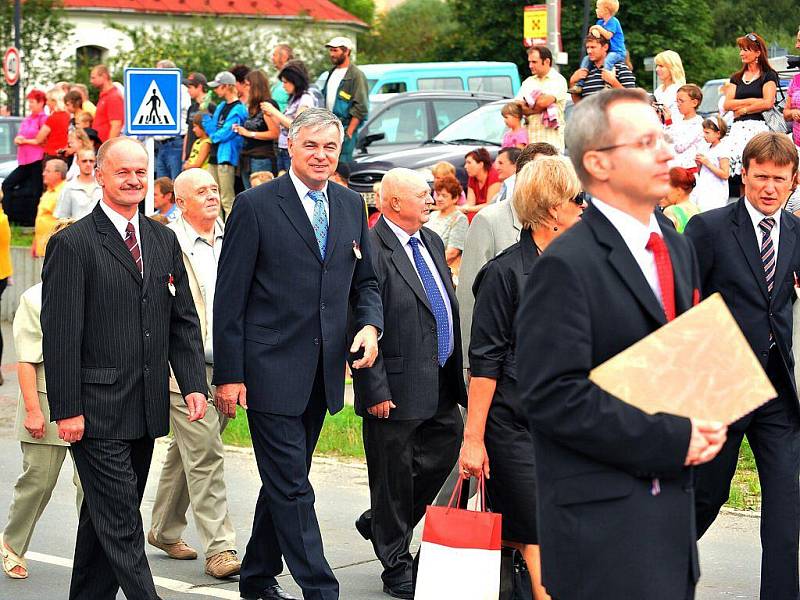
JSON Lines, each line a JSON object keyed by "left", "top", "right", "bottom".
{"left": 362, "top": 375, "right": 463, "bottom": 586}
{"left": 69, "top": 436, "right": 157, "bottom": 600}
{"left": 239, "top": 366, "right": 339, "bottom": 600}
{"left": 695, "top": 348, "right": 800, "bottom": 600}
{"left": 1, "top": 160, "right": 43, "bottom": 226}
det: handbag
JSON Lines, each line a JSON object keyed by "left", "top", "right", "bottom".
{"left": 415, "top": 475, "right": 503, "bottom": 600}
{"left": 499, "top": 546, "right": 533, "bottom": 600}
{"left": 764, "top": 85, "right": 791, "bottom": 135}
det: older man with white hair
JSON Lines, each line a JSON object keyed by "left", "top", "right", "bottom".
{"left": 146, "top": 168, "right": 240, "bottom": 579}
{"left": 350, "top": 168, "right": 466, "bottom": 600}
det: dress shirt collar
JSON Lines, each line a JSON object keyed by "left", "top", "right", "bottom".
{"left": 383, "top": 215, "right": 421, "bottom": 247}
{"left": 591, "top": 196, "right": 663, "bottom": 249}
{"left": 289, "top": 167, "right": 329, "bottom": 204}
{"left": 99, "top": 199, "right": 140, "bottom": 239}
{"left": 744, "top": 196, "right": 781, "bottom": 240}
{"left": 181, "top": 217, "right": 223, "bottom": 246}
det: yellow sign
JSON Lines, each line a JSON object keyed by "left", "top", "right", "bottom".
{"left": 524, "top": 4, "right": 547, "bottom": 43}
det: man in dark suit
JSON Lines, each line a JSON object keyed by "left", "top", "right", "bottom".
{"left": 350, "top": 168, "right": 465, "bottom": 599}
{"left": 213, "top": 108, "right": 383, "bottom": 600}
{"left": 516, "top": 89, "right": 727, "bottom": 600}
{"left": 41, "top": 136, "right": 208, "bottom": 600}
{"left": 684, "top": 132, "right": 800, "bottom": 600}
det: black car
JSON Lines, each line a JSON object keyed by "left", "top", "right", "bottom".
{"left": 354, "top": 90, "right": 507, "bottom": 159}
{"left": 350, "top": 100, "right": 507, "bottom": 205}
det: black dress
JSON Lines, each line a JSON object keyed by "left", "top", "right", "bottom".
{"left": 469, "top": 229, "right": 539, "bottom": 544}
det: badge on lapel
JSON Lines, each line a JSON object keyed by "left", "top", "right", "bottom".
{"left": 168, "top": 274, "right": 176, "bottom": 297}
{"left": 352, "top": 240, "right": 362, "bottom": 260}
{"left": 795, "top": 272, "right": 800, "bottom": 300}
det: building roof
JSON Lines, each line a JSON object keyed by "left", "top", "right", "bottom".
{"left": 61, "top": 0, "right": 366, "bottom": 27}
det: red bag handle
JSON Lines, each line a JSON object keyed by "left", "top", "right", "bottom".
{"left": 445, "top": 474, "right": 490, "bottom": 513}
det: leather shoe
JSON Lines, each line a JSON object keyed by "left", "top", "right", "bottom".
{"left": 242, "top": 583, "right": 299, "bottom": 600}
{"left": 355, "top": 509, "right": 372, "bottom": 541}
{"left": 383, "top": 581, "right": 414, "bottom": 599}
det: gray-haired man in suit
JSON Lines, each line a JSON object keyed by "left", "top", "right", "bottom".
{"left": 41, "top": 136, "right": 208, "bottom": 600}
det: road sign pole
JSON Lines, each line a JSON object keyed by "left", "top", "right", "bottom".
{"left": 145, "top": 137, "right": 155, "bottom": 216}
{"left": 13, "top": 0, "right": 21, "bottom": 115}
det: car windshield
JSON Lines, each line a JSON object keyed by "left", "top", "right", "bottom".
{"left": 434, "top": 102, "right": 505, "bottom": 145}
{"left": 698, "top": 80, "right": 725, "bottom": 115}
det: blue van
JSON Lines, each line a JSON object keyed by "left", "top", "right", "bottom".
{"left": 317, "top": 61, "right": 521, "bottom": 99}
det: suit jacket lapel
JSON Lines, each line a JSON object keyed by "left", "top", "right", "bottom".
{"left": 93, "top": 205, "right": 143, "bottom": 285}
{"left": 140, "top": 216, "right": 164, "bottom": 296}
{"left": 732, "top": 198, "right": 770, "bottom": 302}
{"left": 276, "top": 175, "right": 324, "bottom": 263}
{"left": 774, "top": 210, "right": 796, "bottom": 299}
{"left": 323, "top": 186, "right": 342, "bottom": 265}
{"left": 376, "top": 217, "right": 433, "bottom": 314}
{"left": 584, "top": 204, "right": 667, "bottom": 326}
{"left": 421, "top": 226, "right": 457, "bottom": 311}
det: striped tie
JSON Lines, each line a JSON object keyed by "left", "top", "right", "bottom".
{"left": 759, "top": 217, "right": 776, "bottom": 295}
{"left": 125, "top": 222, "right": 142, "bottom": 276}
{"left": 308, "top": 190, "right": 328, "bottom": 259}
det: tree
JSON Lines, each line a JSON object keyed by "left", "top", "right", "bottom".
{"left": 360, "top": 0, "right": 455, "bottom": 64}
{"left": 0, "top": 0, "right": 74, "bottom": 110}
{"left": 328, "top": 0, "right": 375, "bottom": 27}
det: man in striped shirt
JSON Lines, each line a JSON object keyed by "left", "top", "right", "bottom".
{"left": 570, "top": 35, "right": 636, "bottom": 102}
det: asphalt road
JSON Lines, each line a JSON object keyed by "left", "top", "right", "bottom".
{"left": 0, "top": 321, "right": 772, "bottom": 599}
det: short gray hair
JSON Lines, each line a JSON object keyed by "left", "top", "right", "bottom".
{"left": 96, "top": 136, "right": 147, "bottom": 170}
{"left": 288, "top": 108, "right": 344, "bottom": 143}
{"left": 46, "top": 158, "right": 68, "bottom": 179}
{"left": 156, "top": 59, "right": 177, "bottom": 69}
{"left": 565, "top": 88, "right": 650, "bottom": 185}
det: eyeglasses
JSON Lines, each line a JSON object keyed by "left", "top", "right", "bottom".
{"left": 595, "top": 133, "right": 673, "bottom": 153}
{"left": 571, "top": 192, "right": 588, "bottom": 207}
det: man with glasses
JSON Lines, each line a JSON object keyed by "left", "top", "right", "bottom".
{"left": 516, "top": 89, "right": 727, "bottom": 600}
{"left": 54, "top": 149, "right": 102, "bottom": 221}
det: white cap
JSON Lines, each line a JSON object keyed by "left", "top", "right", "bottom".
{"left": 325, "top": 36, "right": 354, "bottom": 50}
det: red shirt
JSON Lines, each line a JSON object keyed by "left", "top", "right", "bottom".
{"left": 467, "top": 167, "right": 501, "bottom": 223}
{"left": 43, "top": 111, "right": 70, "bottom": 156}
{"left": 94, "top": 86, "right": 124, "bottom": 142}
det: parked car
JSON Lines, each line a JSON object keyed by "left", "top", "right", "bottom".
{"left": 317, "top": 61, "right": 522, "bottom": 104}
{"left": 349, "top": 99, "right": 507, "bottom": 206}
{"left": 0, "top": 116, "right": 22, "bottom": 187}
{"left": 354, "top": 90, "right": 507, "bottom": 159}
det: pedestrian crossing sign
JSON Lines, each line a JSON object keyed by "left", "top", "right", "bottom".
{"left": 124, "top": 68, "right": 182, "bottom": 136}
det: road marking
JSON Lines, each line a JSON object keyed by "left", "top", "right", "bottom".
{"left": 26, "top": 551, "right": 241, "bottom": 599}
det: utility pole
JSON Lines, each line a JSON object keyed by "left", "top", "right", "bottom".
{"left": 12, "top": 0, "right": 21, "bottom": 115}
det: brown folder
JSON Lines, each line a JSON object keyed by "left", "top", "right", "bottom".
{"left": 589, "top": 293, "right": 776, "bottom": 424}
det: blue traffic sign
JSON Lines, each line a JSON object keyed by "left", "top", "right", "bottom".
{"left": 124, "top": 68, "right": 182, "bottom": 136}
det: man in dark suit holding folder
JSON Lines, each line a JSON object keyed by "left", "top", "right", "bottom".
{"left": 516, "top": 89, "right": 727, "bottom": 600}
{"left": 41, "top": 136, "right": 209, "bottom": 600}
{"left": 213, "top": 108, "right": 383, "bottom": 600}
{"left": 684, "top": 132, "right": 800, "bottom": 600}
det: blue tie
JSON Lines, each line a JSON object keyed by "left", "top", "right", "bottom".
{"left": 308, "top": 190, "right": 328, "bottom": 259}
{"left": 408, "top": 237, "right": 450, "bottom": 366}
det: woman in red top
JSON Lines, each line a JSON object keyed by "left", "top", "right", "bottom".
{"left": 462, "top": 147, "right": 501, "bottom": 223}
{"left": 22, "top": 88, "right": 70, "bottom": 161}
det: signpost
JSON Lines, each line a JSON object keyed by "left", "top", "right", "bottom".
{"left": 523, "top": 5, "right": 548, "bottom": 48}
{"left": 124, "top": 68, "right": 182, "bottom": 215}
{"left": 3, "top": 47, "right": 20, "bottom": 86}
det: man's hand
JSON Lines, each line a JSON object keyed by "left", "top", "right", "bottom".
{"left": 185, "top": 393, "right": 207, "bottom": 423}
{"left": 351, "top": 325, "right": 379, "bottom": 369}
{"left": 685, "top": 418, "right": 727, "bottom": 466}
{"left": 24, "top": 408, "right": 46, "bottom": 439}
{"left": 57, "top": 415, "right": 85, "bottom": 443}
{"left": 215, "top": 383, "right": 247, "bottom": 419}
{"left": 367, "top": 400, "right": 395, "bottom": 419}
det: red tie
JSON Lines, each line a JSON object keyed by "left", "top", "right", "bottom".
{"left": 646, "top": 232, "right": 675, "bottom": 322}
{"left": 125, "top": 222, "right": 143, "bottom": 276}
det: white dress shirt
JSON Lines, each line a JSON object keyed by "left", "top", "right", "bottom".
{"left": 744, "top": 196, "right": 781, "bottom": 265}
{"left": 384, "top": 216, "right": 454, "bottom": 358}
{"left": 289, "top": 168, "right": 330, "bottom": 224}
{"left": 592, "top": 197, "right": 665, "bottom": 309}
{"left": 100, "top": 200, "right": 143, "bottom": 276}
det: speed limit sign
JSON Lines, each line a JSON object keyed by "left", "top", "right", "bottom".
{"left": 3, "top": 47, "right": 20, "bottom": 86}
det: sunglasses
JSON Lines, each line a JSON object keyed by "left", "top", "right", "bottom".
{"left": 571, "top": 192, "right": 588, "bottom": 207}
{"left": 745, "top": 33, "right": 758, "bottom": 42}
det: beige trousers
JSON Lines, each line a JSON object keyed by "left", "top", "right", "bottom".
{"left": 150, "top": 390, "right": 236, "bottom": 558}
{"left": 3, "top": 442, "right": 83, "bottom": 555}
{"left": 207, "top": 163, "right": 237, "bottom": 219}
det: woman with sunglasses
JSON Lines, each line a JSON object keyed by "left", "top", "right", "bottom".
{"left": 723, "top": 32, "right": 779, "bottom": 192}
{"left": 458, "top": 155, "right": 585, "bottom": 600}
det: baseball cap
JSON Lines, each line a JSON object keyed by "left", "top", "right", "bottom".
{"left": 207, "top": 71, "right": 236, "bottom": 88}
{"left": 325, "top": 36, "right": 354, "bottom": 50}
{"left": 182, "top": 72, "right": 208, "bottom": 88}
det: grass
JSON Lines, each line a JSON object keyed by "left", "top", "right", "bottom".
{"left": 222, "top": 404, "right": 365, "bottom": 459}
{"left": 11, "top": 225, "right": 34, "bottom": 248}
{"left": 726, "top": 438, "right": 761, "bottom": 511}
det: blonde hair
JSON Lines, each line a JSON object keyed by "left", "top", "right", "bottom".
{"left": 46, "top": 87, "right": 67, "bottom": 112}
{"left": 597, "top": 0, "right": 619, "bottom": 15}
{"left": 431, "top": 161, "right": 456, "bottom": 178}
{"left": 512, "top": 156, "right": 581, "bottom": 230}
{"left": 250, "top": 171, "right": 274, "bottom": 186}
{"left": 654, "top": 50, "right": 686, "bottom": 87}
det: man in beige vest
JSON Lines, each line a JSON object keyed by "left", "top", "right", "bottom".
{"left": 147, "top": 167, "right": 240, "bottom": 578}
